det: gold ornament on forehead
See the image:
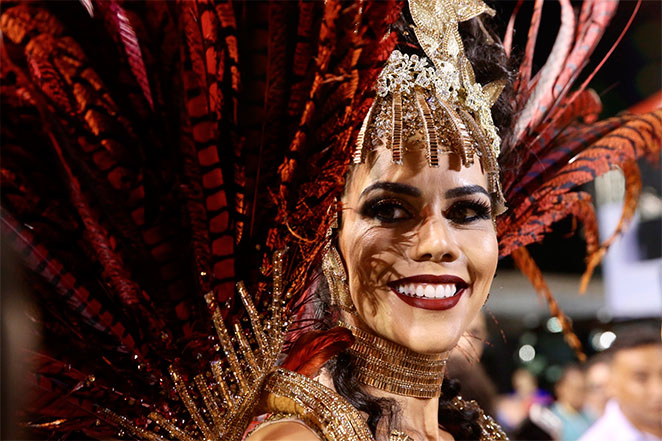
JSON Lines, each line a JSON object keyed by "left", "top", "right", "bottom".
{"left": 353, "top": 0, "right": 507, "bottom": 215}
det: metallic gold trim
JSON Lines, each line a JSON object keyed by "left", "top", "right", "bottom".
{"left": 341, "top": 322, "right": 447, "bottom": 399}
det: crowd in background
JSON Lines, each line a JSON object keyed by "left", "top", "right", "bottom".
{"left": 449, "top": 316, "right": 662, "bottom": 441}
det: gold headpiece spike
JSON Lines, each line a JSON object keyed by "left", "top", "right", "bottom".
{"left": 168, "top": 366, "right": 215, "bottom": 441}
{"left": 353, "top": 104, "right": 374, "bottom": 164}
{"left": 237, "top": 281, "right": 268, "bottom": 353}
{"left": 148, "top": 411, "right": 197, "bottom": 441}
{"left": 456, "top": 108, "right": 491, "bottom": 164}
{"left": 493, "top": 174, "right": 507, "bottom": 216}
{"left": 455, "top": 107, "right": 506, "bottom": 213}
{"left": 391, "top": 92, "right": 403, "bottom": 164}
{"left": 483, "top": 78, "right": 506, "bottom": 107}
{"left": 233, "top": 321, "right": 260, "bottom": 376}
{"left": 100, "top": 409, "right": 168, "bottom": 441}
{"left": 415, "top": 90, "right": 440, "bottom": 167}
{"left": 435, "top": 100, "right": 472, "bottom": 166}
{"left": 208, "top": 303, "right": 247, "bottom": 389}
{"left": 194, "top": 373, "right": 225, "bottom": 429}
{"left": 211, "top": 360, "right": 235, "bottom": 410}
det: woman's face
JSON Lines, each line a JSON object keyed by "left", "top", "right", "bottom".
{"left": 338, "top": 145, "right": 498, "bottom": 354}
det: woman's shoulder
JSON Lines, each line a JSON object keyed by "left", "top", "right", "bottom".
{"left": 244, "top": 417, "right": 323, "bottom": 441}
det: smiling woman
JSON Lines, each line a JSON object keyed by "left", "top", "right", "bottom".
{"left": 246, "top": 0, "right": 509, "bottom": 438}
{"left": 340, "top": 149, "right": 498, "bottom": 355}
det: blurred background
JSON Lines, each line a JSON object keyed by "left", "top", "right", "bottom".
{"left": 475, "top": 1, "right": 662, "bottom": 438}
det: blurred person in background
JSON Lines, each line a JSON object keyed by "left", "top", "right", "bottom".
{"left": 497, "top": 368, "right": 553, "bottom": 433}
{"left": 1, "top": 244, "right": 40, "bottom": 439}
{"left": 551, "top": 365, "right": 594, "bottom": 441}
{"left": 579, "top": 326, "right": 662, "bottom": 441}
{"left": 447, "top": 312, "right": 499, "bottom": 415}
{"left": 584, "top": 353, "right": 612, "bottom": 419}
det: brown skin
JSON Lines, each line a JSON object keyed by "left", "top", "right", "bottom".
{"left": 585, "top": 361, "right": 610, "bottom": 417}
{"left": 339, "top": 147, "right": 498, "bottom": 355}
{"left": 337, "top": 145, "right": 497, "bottom": 440}
{"left": 247, "top": 421, "right": 323, "bottom": 440}
{"left": 555, "top": 368, "right": 586, "bottom": 412}
{"left": 608, "top": 344, "right": 662, "bottom": 437}
{"left": 512, "top": 368, "right": 537, "bottom": 399}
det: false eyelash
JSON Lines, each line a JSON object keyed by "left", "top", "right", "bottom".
{"left": 447, "top": 199, "right": 492, "bottom": 223}
{"left": 359, "top": 197, "right": 411, "bottom": 223}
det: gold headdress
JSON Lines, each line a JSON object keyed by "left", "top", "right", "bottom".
{"left": 353, "top": 0, "right": 507, "bottom": 214}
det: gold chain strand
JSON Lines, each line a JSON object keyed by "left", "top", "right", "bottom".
{"left": 390, "top": 430, "right": 415, "bottom": 441}
{"left": 237, "top": 280, "right": 268, "bottom": 353}
{"left": 340, "top": 322, "right": 447, "bottom": 399}
{"left": 194, "top": 373, "right": 224, "bottom": 429}
{"left": 450, "top": 396, "right": 509, "bottom": 440}
{"left": 168, "top": 366, "right": 214, "bottom": 440}
{"left": 100, "top": 408, "right": 167, "bottom": 441}
{"left": 147, "top": 412, "right": 197, "bottom": 441}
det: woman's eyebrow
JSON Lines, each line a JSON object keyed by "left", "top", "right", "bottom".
{"left": 360, "top": 182, "right": 421, "bottom": 198}
{"left": 445, "top": 185, "right": 489, "bottom": 199}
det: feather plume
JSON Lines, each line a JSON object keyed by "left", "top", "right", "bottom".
{"left": 512, "top": 247, "right": 586, "bottom": 361}
{"left": 503, "top": 0, "right": 524, "bottom": 59}
{"left": 100, "top": 1, "right": 154, "bottom": 109}
{"left": 281, "top": 327, "right": 355, "bottom": 378}
{"left": 513, "top": 0, "right": 575, "bottom": 141}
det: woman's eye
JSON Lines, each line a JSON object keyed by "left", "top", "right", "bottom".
{"left": 361, "top": 199, "right": 412, "bottom": 223}
{"left": 446, "top": 201, "right": 491, "bottom": 224}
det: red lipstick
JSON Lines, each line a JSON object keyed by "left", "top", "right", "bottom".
{"left": 387, "top": 275, "right": 469, "bottom": 311}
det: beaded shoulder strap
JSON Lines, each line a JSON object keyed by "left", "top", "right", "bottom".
{"left": 259, "top": 368, "right": 374, "bottom": 441}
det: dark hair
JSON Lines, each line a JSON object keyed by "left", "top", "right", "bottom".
{"left": 556, "top": 363, "right": 583, "bottom": 386}
{"left": 607, "top": 325, "right": 662, "bottom": 354}
{"left": 308, "top": 5, "right": 516, "bottom": 440}
{"left": 585, "top": 351, "right": 613, "bottom": 369}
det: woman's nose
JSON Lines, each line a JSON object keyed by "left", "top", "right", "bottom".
{"left": 409, "top": 216, "right": 460, "bottom": 263}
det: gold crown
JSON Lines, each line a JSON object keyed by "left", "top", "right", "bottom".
{"left": 353, "top": 0, "right": 506, "bottom": 214}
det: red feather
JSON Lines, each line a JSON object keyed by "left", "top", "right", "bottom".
{"left": 281, "top": 327, "right": 355, "bottom": 378}
{"left": 512, "top": 247, "right": 586, "bottom": 362}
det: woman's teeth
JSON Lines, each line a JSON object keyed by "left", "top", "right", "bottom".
{"left": 394, "top": 283, "right": 458, "bottom": 299}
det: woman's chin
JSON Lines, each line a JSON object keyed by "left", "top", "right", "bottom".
{"left": 397, "top": 330, "right": 461, "bottom": 355}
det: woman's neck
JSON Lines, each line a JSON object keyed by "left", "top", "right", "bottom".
{"left": 369, "top": 387, "right": 454, "bottom": 441}
{"left": 338, "top": 314, "right": 453, "bottom": 441}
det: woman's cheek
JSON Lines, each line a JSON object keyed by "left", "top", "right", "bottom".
{"left": 464, "top": 230, "right": 498, "bottom": 292}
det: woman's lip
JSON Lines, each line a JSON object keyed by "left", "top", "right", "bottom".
{"left": 387, "top": 275, "right": 469, "bottom": 311}
{"left": 387, "top": 274, "right": 468, "bottom": 287}
{"left": 390, "top": 287, "right": 466, "bottom": 311}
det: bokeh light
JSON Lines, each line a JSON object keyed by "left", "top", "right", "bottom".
{"left": 519, "top": 344, "right": 536, "bottom": 362}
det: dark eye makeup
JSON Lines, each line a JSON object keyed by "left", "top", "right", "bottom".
{"left": 359, "top": 197, "right": 412, "bottom": 223}
{"left": 359, "top": 196, "right": 491, "bottom": 225}
{"left": 445, "top": 199, "right": 492, "bottom": 224}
